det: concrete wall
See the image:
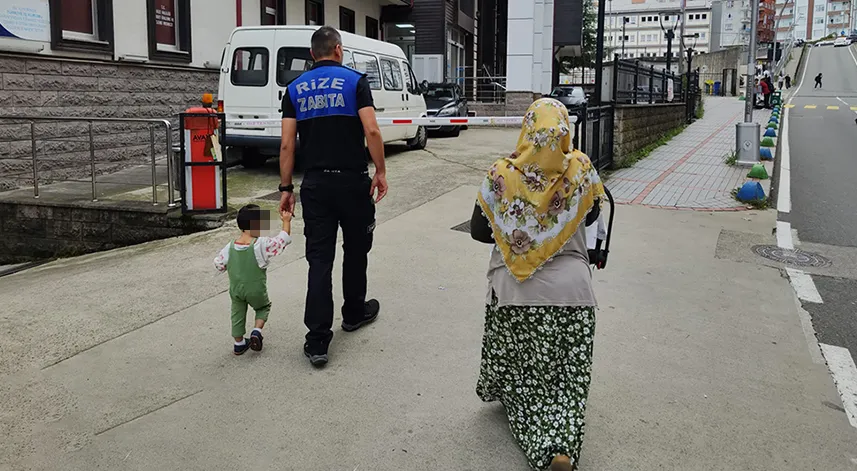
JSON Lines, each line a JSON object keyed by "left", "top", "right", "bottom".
{"left": 0, "top": 54, "right": 218, "bottom": 191}
{"left": 693, "top": 46, "right": 742, "bottom": 87}
{"left": 612, "top": 103, "right": 686, "bottom": 168}
{"left": 0, "top": 199, "right": 225, "bottom": 264}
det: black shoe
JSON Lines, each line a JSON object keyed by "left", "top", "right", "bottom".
{"left": 250, "top": 330, "right": 264, "bottom": 352}
{"left": 341, "top": 299, "right": 380, "bottom": 332}
{"left": 303, "top": 343, "right": 329, "bottom": 367}
{"left": 234, "top": 339, "right": 251, "bottom": 356}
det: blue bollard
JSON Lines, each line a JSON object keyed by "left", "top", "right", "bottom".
{"left": 736, "top": 181, "right": 766, "bottom": 202}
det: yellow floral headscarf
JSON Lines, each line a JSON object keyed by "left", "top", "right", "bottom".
{"left": 477, "top": 98, "right": 606, "bottom": 282}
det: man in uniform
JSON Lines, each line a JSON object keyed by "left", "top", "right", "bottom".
{"left": 278, "top": 26, "right": 388, "bottom": 367}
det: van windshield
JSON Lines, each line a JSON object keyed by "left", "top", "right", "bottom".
{"left": 277, "top": 47, "right": 314, "bottom": 86}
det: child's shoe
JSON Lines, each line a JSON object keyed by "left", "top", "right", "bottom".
{"left": 234, "top": 339, "right": 251, "bottom": 355}
{"left": 250, "top": 330, "right": 264, "bottom": 352}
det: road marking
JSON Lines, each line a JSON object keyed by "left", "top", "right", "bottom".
{"left": 819, "top": 343, "right": 857, "bottom": 428}
{"left": 805, "top": 105, "right": 817, "bottom": 109}
{"left": 849, "top": 45, "right": 857, "bottom": 68}
{"left": 791, "top": 228, "right": 801, "bottom": 245}
{"left": 777, "top": 107, "right": 791, "bottom": 213}
{"left": 852, "top": 106, "right": 857, "bottom": 111}
{"left": 777, "top": 220, "right": 794, "bottom": 249}
{"left": 837, "top": 96, "right": 850, "bottom": 106}
{"left": 786, "top": 268, "right": 823, "bottom": 303}
{"left": 793, "top": 47, "right": 811, "bottom": 97}
{"left": 827, "top": 105, "right": 840, "bottom": 110}
{"left": 785, "top": 104, "right": 795, "bottom": 108}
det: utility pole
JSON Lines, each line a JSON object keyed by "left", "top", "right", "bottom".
{"left": 736, "top": 0, "right": 761, "bottom": 165}
{"left": 678, "top": 0, "right": 686, "bottom": 73}
{"left": 592, "top": 0, "right": 607, "bottom": 161}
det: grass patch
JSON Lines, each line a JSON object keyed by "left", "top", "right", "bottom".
{"left": 695, "top": 96, "right": 705, "bottom": 119}
{"left": 730, "top": 187, "right": 769, "bottom": 209}
{"left": 617, "top": 125, "right": 687, "bottom": 169}
{"left": 724, "top": 150, "right": 738, "bottom": 166}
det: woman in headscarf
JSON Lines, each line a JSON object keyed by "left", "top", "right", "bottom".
{"left": 470, "top": 98, "right": 605, "bottom": 471}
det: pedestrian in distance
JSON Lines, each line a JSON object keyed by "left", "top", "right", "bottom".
{"left": 470, "top": 98, "right": 606, "bottom": 471}
{"left": 278, "top": 26, "right": 388, "bottom": 367}
{"left": 214, "top": 205, "right": 292, "bottom": 355}
{"left": 760, "top": 77, "right": 771, "bottom": 109}
{"left": 785, "top": 74, "right": 792, "bottom": 89}
{"left": 815, "top": 73, "right": 823, "bottom": 88}
{"left": 778, "top": 72, "right": 784, "bottom": 90}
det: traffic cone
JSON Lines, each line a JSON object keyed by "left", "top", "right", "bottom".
{"left": 761, "top": 137, "right": 776, "bottom": 147}
{"left": 764, "top": 128, "right": 777, "bottom": 137}
{"left": 769, "top": 117, "right": 779, "bottom": 124}
{"left": 747, "top": 163, "right": 769, "bottom": 179}
{"left": 736, "top": 181, "right": 766, "bottom": 202}
{"left": 760, "top": 147, "right": 774, "bottom": 160}
{"left": 767, "top": 122, "right": 778, "bottom": 129}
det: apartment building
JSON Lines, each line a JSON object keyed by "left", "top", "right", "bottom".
{"left": 711, "top": 0, "right": 751, "bottom": 49}
{"left": 602, "top": 0, "right": 713, "bottom": 65}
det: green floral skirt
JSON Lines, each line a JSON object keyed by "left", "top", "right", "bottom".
{"left": 476, "top": 298, "right": 596, "bottom": 470}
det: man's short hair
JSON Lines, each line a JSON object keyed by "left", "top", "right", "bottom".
{"left": 311, "top": 26, "right": 342, "bottom": 59}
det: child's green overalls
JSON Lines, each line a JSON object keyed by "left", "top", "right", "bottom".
{"left": 227, "top": 240, "right": 271, "bottom": 338}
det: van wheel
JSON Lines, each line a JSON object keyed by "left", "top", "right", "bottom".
{"left": 240, "top": 148, "right": 268, "bottom": 169}
{"left": 407, "top": 126, "right": 428, "bottom": 150}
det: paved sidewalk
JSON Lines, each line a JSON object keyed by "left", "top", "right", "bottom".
{"left": 609, "top": 97, "right": 772, "bottom": 210}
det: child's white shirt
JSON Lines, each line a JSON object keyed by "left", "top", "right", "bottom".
{"left": 214, "top": 231, "right": 292, "bottom": 272}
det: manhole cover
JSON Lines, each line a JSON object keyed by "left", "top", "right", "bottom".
{"left": 256, "top": 191, "right": 301, "bottom": 203}
{"left": 751, "top": 245, "right": 832, "bottom": 268}
{"left": 451, "top": 220, "right": 471, "bottom": 233}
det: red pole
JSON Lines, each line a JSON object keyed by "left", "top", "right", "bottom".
{"left": 236, "top": 0, "right": 243, "bottom": 26}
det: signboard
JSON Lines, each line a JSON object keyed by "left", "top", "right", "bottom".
{"left": 154, "top": 1, "right": 176, "bottom": 46}
{"left": 667, "top": 79, "right": 674, "bottom": 102}
{"left": 0, "top": 0, "right": 50, "bottom": 42}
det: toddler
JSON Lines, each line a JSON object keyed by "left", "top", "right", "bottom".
{"left": 214, "top": 204, "right": 292, "bottom": 355}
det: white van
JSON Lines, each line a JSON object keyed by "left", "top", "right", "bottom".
{"left": 218, "top": 25, "right": 428, "bottom": 168}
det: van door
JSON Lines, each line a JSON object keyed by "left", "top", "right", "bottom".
{"left": 223, "top": 31, "right": 275, "bottom": 142}
{"left": 399, "top": 59, "right": 420, "bottom": 140}
{"left": 353, "top": 51, "right": 400, "bottom": 141}
{"left": 379, "top": 56, "right": 408, "bottom": 141}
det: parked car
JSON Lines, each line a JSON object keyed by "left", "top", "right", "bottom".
{"left": 834, "top": 36, "right": 850, "bottom": 47}
{"left": 422, "top": 82, "right": 468, "bottom": 137}
{"left": 219, "top": 26, "right": 428, "bottom": 168}
{"left": 548, "top": 85, "right": 587, "bottom": 123}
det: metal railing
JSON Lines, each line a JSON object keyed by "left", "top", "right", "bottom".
{"left": 612, "top": 57, "right": 683, "bottom": 105}
{"left": 0, "top": 116, "right": 175, "bottom": 206}
{"left": 450, "top": 75, "right": 508, "bottom": 103}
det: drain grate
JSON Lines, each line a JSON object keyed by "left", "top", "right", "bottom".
{"left": 451, "top": 220, "right": 471, "bottom": 233}
{"left": 751, "top": 245, "right": 832, "bottom": 268}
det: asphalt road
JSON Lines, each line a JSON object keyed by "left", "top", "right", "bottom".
{"left": 787, "top": 44, "right": 857, "bottom": 356}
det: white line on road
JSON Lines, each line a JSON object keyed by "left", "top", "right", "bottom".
{"left": 791, "top": 47, "right": 812, "bottom": 100}
{"left": 794, "top": 294, "right": 825, "bottom": 364}
{"left": 786, "top": 267, "right": 824, "bottom": 303}
{"left": 777, "top": 220, "right": 794, "bottom": 249}
{"left": 819, "top": 343, "right": 857, "bottom": 428}
{"left": 837, "top": 96, "right": 851, "bottom": 106}
{"left": 849, "top": 46, "right": 857, "bottom": 69}
{"left": 777, "top": 107, "right": 791, "bottom": 213}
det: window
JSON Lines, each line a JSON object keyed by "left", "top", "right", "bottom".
{"left": 306, "top": 0, "right": 324, "bottom": 25}
{"left": 702, "top": 13, "right": 707, "bottom": 19}
{"left": 366, "top": 17, "right": 379, "bottom": 39}
{"left": 147, "top": 0, "right": 191, "bottom": 62}
{"left": 339, "top": 7, "right": 355, "bottom": 33}
{"left": 261, "top": 0, "right": 285, "bottom": 25}
{"left": 49, "top": 0, "right": 114, "bottom": 52}
{"left": 815, "top": 4, "right": 825, "bottom": 12}
{"left": 701, "top": 32, "right": 706, "bottom": 38}
{"left": 276, "top": 47, "right": 314, "bottom": 86}
{"left": 379, "top": 58, "right": 403, "bottom": 90}
{"left": 231, "top": 48, "right": 269, "bottom": 86}
{"left": 403, "top": 61, "right": 419, "bottom": 94}
{"left": 353, "top": 52, "right": 381, "bottom": 90}
{"left": 342, "top": 49, "right": 355, "bottom": 68}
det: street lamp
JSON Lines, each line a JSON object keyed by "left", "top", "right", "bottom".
{"left": 622, "top": 16, "right": 630, "bottom": 57}
{"left": 659, "top": 13, "right": 680, "bottom": 73}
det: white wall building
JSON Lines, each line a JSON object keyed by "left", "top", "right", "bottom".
{"left": 602, "top": 0, "right": 714, "bottom": 63}
{"left": 0, "top": 0, "right": 392, "bottom": 69}
{"left": 711, "top": 0, "right": 751, "bottom": 48}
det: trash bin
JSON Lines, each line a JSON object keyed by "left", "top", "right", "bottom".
{"left": 713, "top": 81, "right": 721, "bottom": 96}
{"left": 772, "top": 91, "right": 782, "bottom": 106}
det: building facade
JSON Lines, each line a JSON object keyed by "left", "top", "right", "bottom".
{"left": 602, "top": 0, "right": 713, "bottom": 65}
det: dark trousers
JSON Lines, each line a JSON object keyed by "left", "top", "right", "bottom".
{"left": 763, "top": 93, "right": 772, "bottom": 108}
{"left": 300, "top": 171, "right": 375, "bottom": 346}
{"left": 815, "top": 80, "right": 822, "bottom": 88}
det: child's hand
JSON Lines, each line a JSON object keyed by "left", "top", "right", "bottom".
{"left": 280, "top": 209, "right": 293, "bottom": 222}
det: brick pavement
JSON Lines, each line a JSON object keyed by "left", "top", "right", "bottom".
{"left": 608, "top": 97, "right": 772, "bottom": 211}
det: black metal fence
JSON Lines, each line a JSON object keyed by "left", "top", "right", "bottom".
{"left": 612, "top": 57, "right": 683, "bottom": 105}
{"left": 572, "top": 105, "right": 614, "bottom": 172}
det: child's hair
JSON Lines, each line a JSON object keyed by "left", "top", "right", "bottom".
{"left": 237, "top": 204, "right": 262, "bottom": 232}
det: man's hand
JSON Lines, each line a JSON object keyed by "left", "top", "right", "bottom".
{"left": 370, "top": 172, "right": 388, "bottom": 203}
{"left": 279, "top": 191, "right": 296, "bottom": 213}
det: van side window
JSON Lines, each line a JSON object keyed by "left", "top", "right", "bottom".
{"left": 380, "top": 58, "right": 403, "bottom": 91}
{"left": 400, "top": 61, "right": 413, "bottom": 91}
{"left": 276, "top": 47, "right": 314, "bottom": 86}
{"left": 352, "top": 52, "right": 381, "bottom": 90}
{"left": 231, "top": 47, "right": 269, "bottom": 87}
{"left": 403, "top": 62, "right": 420, "bottom": 94}
{"left": 342, "top": 49, "right": 355, "bottom": 68}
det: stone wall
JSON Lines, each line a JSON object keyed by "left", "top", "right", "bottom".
{"left": 0, "top": 54, "right": 219, "bottom": 191}
{"left": 612, "top": 103, "right": 687, "bottom": 168}
{"left": 504, "top": 91, "right": 542, "bottom": 116}
{"left": 0, "top": 198, "right": 225, "bottom": 263}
